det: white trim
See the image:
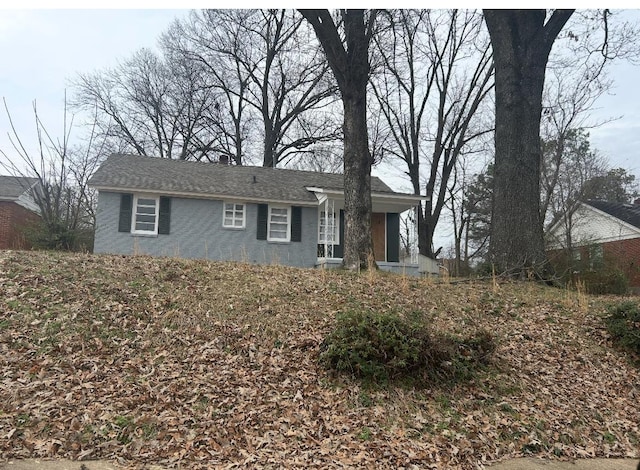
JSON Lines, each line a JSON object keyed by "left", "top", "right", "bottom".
{"left": 222, "top": 201, "right": 246, "bottom": 229}
{"left": 15, "top": 194, "right": 40, "bottom": 213}
{"left": 131, "top": 194, "right": 159, "bottom": 235}
{"left": 306, "top": 187, "right": 429, "bottom": 202}
{"left": 93, "top": 186, "right": 319, "bottom": 207}
{"left": 549, "top": 201, "right": 640, "bottom": 239}
{"left": 313, "top": 192, "right": 328, "bottom": 205}
{"left": 94, "top": 185, "right": 427, "bottom": 210}
{"left": 267, "top": 205, "right": 291, "bottom": 242}
{"left": 583, "top": 203, "right": 640, "bottom": 237}
{"left": 318, "top": 208, "right": 339, "bottom": 245}
{"left": 548, "top": 201, "right": 640, "bottom": 249}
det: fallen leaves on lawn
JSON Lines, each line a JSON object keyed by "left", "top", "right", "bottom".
{"left": 0, "top": 251, "right": 638, "bottom": 469}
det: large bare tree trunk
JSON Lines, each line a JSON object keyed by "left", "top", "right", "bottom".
{"left": 483, "top": 9, "right": 573, "bottom": 276}
{"left": 342, "top": 87, "right": 374, "bottom": 270}
{"left": 300, "top": 9, "right": 376, "bottom": 270}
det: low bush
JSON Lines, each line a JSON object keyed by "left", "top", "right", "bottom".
{"left": 22, "top": 220, "right": 94, "bottom": 252}
{"left": 319, "top": 309, "right": 496, "bottom": 386}
{"left": 605, "top": 301, "right": 640, "bottom": 356}
{"left": 578, "top": 268, "right": 628, "bottom": 295}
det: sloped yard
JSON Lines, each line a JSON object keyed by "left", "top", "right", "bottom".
{"left": 0, "top": 251, "right": 638, "bottom": 469}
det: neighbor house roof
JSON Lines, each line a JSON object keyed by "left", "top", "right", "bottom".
{"left": 0, "top": 176, "right": 39, "bottom": 201}
{"left": 89, "top": 154, "right": 414, "bottom": 206}
{"left": 585, "top": 199, "right": 640, "bottom": 229}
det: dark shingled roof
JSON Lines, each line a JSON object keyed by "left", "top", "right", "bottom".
{"left": 89, "top": 154, "right": 399, "bottom": 204}
{"left": 0, "top": 175, "right": 39, "bottom": 200}
{"left": 585, "top": 199, "right": 640, "bottom": 229}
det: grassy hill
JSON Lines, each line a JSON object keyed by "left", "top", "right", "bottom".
{"left": 0, "top": 251, "right": 638, "bottom": 469}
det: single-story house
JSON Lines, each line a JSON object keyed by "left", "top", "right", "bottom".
{"left": 0, "top": 175, "right": 40, "bottom": 250}
{"left": 89, "top": 154, "right": 426, "bottom": 274}
{"left": 546, "top": 199, "right": 640, "bottom": 289}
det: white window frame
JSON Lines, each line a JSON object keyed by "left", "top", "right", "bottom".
{"left": 222, "top": 201, "right": 246, "bottom": 229}
{"left": 318, "top": 210, "right": 339, "bottom": 245}
{"left": 267, "top": 206, "right": 291, "bottom": 242}
{"left": 131, "top": 195, "right": 159, "bottom": 235}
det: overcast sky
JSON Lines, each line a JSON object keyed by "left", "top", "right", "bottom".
{"left": 0, "top": 8, "right": 638, "bottom": 184}
{"left": 0, "top": 9, "right": 188, "bottom": 166}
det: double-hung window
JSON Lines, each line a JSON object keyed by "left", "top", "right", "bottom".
{"left": 268, "top": 206, "right": 290, "bottom": 242}
{"left": 132, "top": 195, "right": 159, "bottom": 234}
{"left": 318, "top": 210, "right": 339, "bottom": 244}
{"left": 223, "top": 202, "right": 245, "bottom": 229}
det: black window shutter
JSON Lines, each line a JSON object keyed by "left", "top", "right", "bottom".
{"left": 257, "top": 204, "right": 268, "bottom": 240}
{"left": 158, "top": 197, "right": 171, "bottom": 235}
{"left": 118, "top": 193, "right": 133, "bottom": 232}
{"left": 386, "top": 213, "right": 400, "bottom": 262}
{"left": 333, "top": 210, "right": 345, "bottom": 258}
{"left": 291, "top": 206, "right": 302, "bottom": 242}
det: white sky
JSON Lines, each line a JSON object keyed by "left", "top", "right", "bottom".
{"left": 0, "top": 9, "right": 637, "bottom": 173}
{"left": 0, "top": 8, "right": 639, "bottom": 250}
{"left": 0, "top": 9, "right": 189, "bottom": 165}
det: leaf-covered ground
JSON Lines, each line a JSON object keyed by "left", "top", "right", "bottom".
{"left": 0, "top": 251, "right": 638, "bottom": 469}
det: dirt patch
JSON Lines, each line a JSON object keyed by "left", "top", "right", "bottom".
{"left": 487, "top": 458, "right": 639, "bottom": 469}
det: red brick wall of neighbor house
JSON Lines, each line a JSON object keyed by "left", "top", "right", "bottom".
{"left": 547, "top": 238, "right": 640, "bottom": 289}
{"left": 0, "top": 201, "right": 40, "bottom": 250}
{"left": 602, "top": 237, "right": 640, "bottom": 289}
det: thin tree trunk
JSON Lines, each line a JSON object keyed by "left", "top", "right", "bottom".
{"left": 416, "top": 204, "right": 430, "bottom": 257}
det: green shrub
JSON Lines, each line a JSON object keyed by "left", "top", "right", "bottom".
{"left": 319, "top": 309, "right": 496, "bottom": 386}
{"left": 605, "top": 301, "right": 640, "bottom": 355}
{"left": 577, "top": 268, "right": 628, "bottom": 295}
{"left": 22, "top": 220, "right": 94, "bottom": 252}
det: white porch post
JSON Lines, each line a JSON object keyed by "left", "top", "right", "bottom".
{"left": 324, "top": 197, "right": 329, "bottom": 261}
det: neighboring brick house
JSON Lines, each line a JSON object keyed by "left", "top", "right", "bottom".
{"left": 0, "top": 175, "right": 40, "bottom": 250}
{"left": 546, "top": 199, "right": 640, "bottom": 290}
{"left": 89, "top": 154, "right": 427, "bottom": 274}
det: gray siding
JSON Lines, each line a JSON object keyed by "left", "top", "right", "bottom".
{"left": 94, "top": 191, "right": 319, "bottom": 268}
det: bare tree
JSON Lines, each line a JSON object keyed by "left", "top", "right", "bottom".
{"left": 538, "top": 9, "right": 640, "bottom": 223}
{"left": 73, "top": 47, "right": 216, "bottom": 161}
{"left": 483, "top": 10, "right": 575, "bottom": 276}
{"left": 0, "top": 95, "right": 106, "bottom": 250}
{"left": 300, "top": 9, "right": 378, "bottom": 270}
{"left": 166, "top": 9, "right": 341, "bottom": 168}
{"left": 483, "top": 9, "right": 639, "bottom": 276}
{"left": 538, "top": 67, "right": 612, "bottom": 224}
{"left": 371, "top": 9, "right": 494, "bottom": 258}
{"left": 162, "top": 14, "right": 253, "bottom": 165}
{"left": 544, "top": 130, "right": 607, "bottom": 252}
{"left": 444, "top": 162, "right": 469, "bottom": 276}
{"left": 288, "top": 143, "right": 344, "bottom": 173}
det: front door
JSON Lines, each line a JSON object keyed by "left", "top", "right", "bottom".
{"left": 371, "top": 212, "right": 386, "bottom": 262}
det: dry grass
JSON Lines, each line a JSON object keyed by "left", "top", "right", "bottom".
{"left": 0, "top": 250, "right": 638, "bottom": 469}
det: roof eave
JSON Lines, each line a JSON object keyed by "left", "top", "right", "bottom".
{"left": 306, "top": 186, "right": 428, "bottom": 201}
{"left": 91, "top": 185, "right": 320, "bottom": 207}
{"left": 584, "top": 201, "right": 640, "bottom": 235}
{"left": 307, "top": 187, "right": 426, "bottom": 213}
